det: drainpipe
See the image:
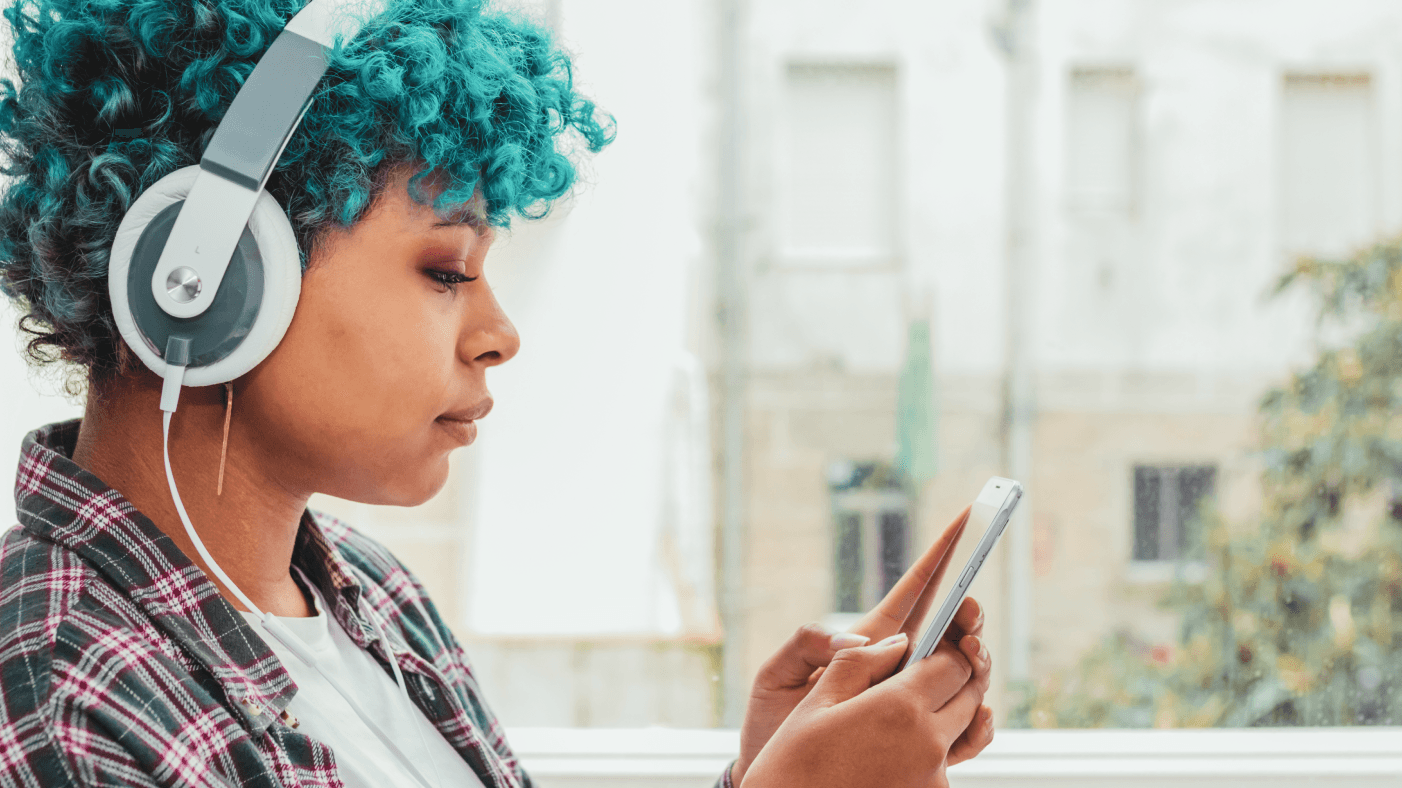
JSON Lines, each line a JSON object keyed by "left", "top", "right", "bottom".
{"left": 997, "top": 0, "right": 1037, "bottom": 686}
{"left": 716, "top": 0, "right": 749, "bottom": 728}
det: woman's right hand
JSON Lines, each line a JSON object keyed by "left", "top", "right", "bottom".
{"left": 738, "top": 625, "right": 992, "bottom": 788}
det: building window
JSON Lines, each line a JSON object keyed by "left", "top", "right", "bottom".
{"left": 828, "top": 460, "right": 910, "bottom": 613}
{"left": 1065, "top": 66, "right": 1139, "bottom": 217}
{"left": 1132, "top": 464, "right": 1216, "bottom": 562}
{"left": 779, "top": 63, "right": 897, "bottom": 267}
{"left": 1279, "top": 73, "right": 1377, "bottom": 258}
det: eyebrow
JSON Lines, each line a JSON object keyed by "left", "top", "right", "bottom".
{"left": 432, "top": 215, "right": 483, "bottom": 229}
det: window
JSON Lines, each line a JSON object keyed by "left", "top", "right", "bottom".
{"left": 1132, "top": 464, "right": 1216, "bottom": 562}
{"left": 1279, "top": 73, "right": 1377, "bottom": 258}
{"left": 828, "top": 461, "right": 911, "bottom": 614}
{"left": 1066, "top": 67, "right": 1139, "bottom": 216}
{"left": 779, "top": 63, "right": 897, "bottom": 266}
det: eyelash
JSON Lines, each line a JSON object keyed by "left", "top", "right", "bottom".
{"left": 427, "top": 269, "right": 478, "bottom": 293}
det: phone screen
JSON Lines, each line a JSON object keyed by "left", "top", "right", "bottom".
{"left": 899, "top": 477, "right": 1023, "bottom": 672}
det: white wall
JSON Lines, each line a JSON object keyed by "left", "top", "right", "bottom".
{"left": 462, "top": 0, "right": 720, "bottom": 638}
{"left": 0, "top": 300, "right": 84, "bottom": 529}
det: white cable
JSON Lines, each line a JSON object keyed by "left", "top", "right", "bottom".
{"left": 158, "top": 363, "right": 440, "bottom": 788}
{"left": 363, "top": 599, "right": 448, "bottom": 788}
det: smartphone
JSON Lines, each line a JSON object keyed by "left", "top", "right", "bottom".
{"left": 899, "top": 476, "right": 1023, "bottom": 672}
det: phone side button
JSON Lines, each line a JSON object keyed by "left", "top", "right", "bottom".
{"left": 958, "top": 567, "right": 974, "bottom": 587}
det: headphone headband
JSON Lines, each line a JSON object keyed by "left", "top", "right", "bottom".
{"left": 148, "top": 0, "right": 388, "bottom": 321}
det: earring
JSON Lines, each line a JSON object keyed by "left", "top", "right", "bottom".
{"left": 217, "top": 381, "right": 233, "bottom": 495}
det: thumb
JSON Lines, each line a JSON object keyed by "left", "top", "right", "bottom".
{"left": 811, "top": 632, "right": 909, "bottom": 704}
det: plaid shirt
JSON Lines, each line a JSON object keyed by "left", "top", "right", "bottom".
{"left": 2, "top": 420, "right": 737, "bottom": 788}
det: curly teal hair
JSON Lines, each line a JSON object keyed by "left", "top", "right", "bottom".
{"left": 0, "top": 0, "right": 613, "bottom": 388}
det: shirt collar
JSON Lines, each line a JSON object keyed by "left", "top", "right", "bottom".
{"left": 13, "top": 418, "right": 381, "bottom": 737}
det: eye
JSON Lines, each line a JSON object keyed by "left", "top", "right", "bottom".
{"left": 426, "top": 269, "right": 479, "bottom": 293}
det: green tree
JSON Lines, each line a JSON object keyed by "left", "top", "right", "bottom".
{"left": 1013, "top": 237, "right": 1402, "bottom": 728}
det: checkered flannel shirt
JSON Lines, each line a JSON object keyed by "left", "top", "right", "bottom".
{"left": 1, "top": 420, "right": 738, "bottom": 788}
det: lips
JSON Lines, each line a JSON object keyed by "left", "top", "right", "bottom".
{"left": 434, "top": 416, "right": 478, "bottom": 445}
{"left": 435, "top": 398, "right": 490, "bottom": 446}
{"left": 439, "top": 398, "right": 492, "bottom": 423}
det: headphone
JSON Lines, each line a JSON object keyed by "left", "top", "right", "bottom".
{"left": 106, "top": 0, "right": 386, "bottom": 390}
{"left": 104, "top": 3, "right": 447, "bottom": 787}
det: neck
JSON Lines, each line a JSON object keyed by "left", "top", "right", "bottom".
{"left": 72, "top": 371, "right": 315, "bottom": 617}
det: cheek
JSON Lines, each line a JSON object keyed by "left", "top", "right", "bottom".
{"left": 236, "top": 273, "right": 459, "bottom": 500}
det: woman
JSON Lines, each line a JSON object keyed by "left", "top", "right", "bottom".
{"left": 0, "top": 1, "right": 995, "bottom": 786}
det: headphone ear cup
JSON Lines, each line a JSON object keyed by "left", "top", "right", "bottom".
{"left": 109, "top": 165, "right": 302, "bottom": 387}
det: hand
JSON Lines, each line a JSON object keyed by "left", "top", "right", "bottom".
{"left": 740, "top": 621, "right": 993, "bottom": 788}
{"left": 732, "top": 507, "right": 996, "bottom": 785}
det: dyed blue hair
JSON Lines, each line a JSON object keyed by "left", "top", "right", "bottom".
{"left": 0, "top": 0, "right": 613, "bottom": 388}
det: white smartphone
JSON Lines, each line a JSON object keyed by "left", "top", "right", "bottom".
{"left": 899, "top": 476, "right": 1023, "bottom": 672}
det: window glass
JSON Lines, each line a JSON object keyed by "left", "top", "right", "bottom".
{"left": 779, "top": 63, "right": 897, "bottom": 265}
{"left": 1133, "top": 465, "right": 1216, "bottom": 562}
{"left": 1067, "top": 67, "right": 1139, "bottom": 216}
{"left": 1280, "top": 74, "right": 1377, "bottom": 258}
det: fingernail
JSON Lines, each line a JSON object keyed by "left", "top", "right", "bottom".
{"left": 876, "top": 632, "right": 908, "bottom": 648}
{"left": 965, "top": 634, "right": 982, "bottom": 654}
{"left": 829, "top": 632, "right": 870, "bottom": 649}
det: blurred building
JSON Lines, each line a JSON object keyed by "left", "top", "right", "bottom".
{"left": 727, "top": 0, "right": 1402, "bottom": 723}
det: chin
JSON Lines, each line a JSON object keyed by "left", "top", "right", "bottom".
{"left": 376, "top": 456, "right": 453, "bottom": 508}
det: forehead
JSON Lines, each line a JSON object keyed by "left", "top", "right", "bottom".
{"left": 391, "top": 165, "right": 488, "bottom": 228}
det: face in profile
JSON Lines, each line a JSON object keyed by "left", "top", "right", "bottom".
{"left": 231, "top": 164, "right": 520, "bottom": 508}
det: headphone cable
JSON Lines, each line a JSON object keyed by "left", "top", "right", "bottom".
{"left": 159, "top": 360, "right": 442, "bottom": 788}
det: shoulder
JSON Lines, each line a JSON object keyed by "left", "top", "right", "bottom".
{"left": 0, "top": 525, "right": 212, "bottom": 785}
{"left": 0, "top": 524, "right": 201, "bottom": 674}
{"left": 0, "top": 524, "right": 104, "bottom": 713}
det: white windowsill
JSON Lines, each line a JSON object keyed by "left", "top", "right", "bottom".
{"left": 1126, "top": 559, "right": 1208, "bottom": 584}
{"left": 506, "top": 727, "right": 1402, "bottom": 787}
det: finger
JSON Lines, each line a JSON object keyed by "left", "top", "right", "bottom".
{"left": 956, "top": 633, "right": 991, "bottom": 685}
{"left": 895, "top": 640, "right": 974, "bottom": 712}
{"left": 945, "top": 596, "right": 985, "bottom": 644}
{"left": 933, "top": 652, "right": 990, "bottom": 726}
{"left": 852, "top": 505, "right": 972, "bottom": 642}
{"left": 755, "top": 623, "right": 870, "bottom": 691}
{"left": 947, "top": 705, "right": 995, "bottom": 766}
{"left": 813, "top": 633, "right": 910, "bottom": 704}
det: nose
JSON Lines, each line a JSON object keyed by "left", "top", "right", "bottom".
{"left": 460, "top": 285, "right": 520, "bottom": 368}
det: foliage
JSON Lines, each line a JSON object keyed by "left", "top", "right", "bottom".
{"left": 1012, "top": 237, "right": 1402, "bottom": 728}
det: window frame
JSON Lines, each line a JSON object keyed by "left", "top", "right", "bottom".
{"left": 829, "top": 486, "right": 911, "bottom": 615}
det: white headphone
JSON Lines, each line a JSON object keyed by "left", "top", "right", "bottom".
{"left": 104, "top": 3, "right": 446, "bottom": 787}
{"left": 106, "top": 0, "right": 396, "bottom": 387}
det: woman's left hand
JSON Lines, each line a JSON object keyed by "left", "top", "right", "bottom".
{"left": 731, "top": 506, "right": 996, "bottom": 786}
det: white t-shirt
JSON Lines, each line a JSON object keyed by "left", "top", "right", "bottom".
{"left": 237, "top": 572, "right": 486, "bottom": 788}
